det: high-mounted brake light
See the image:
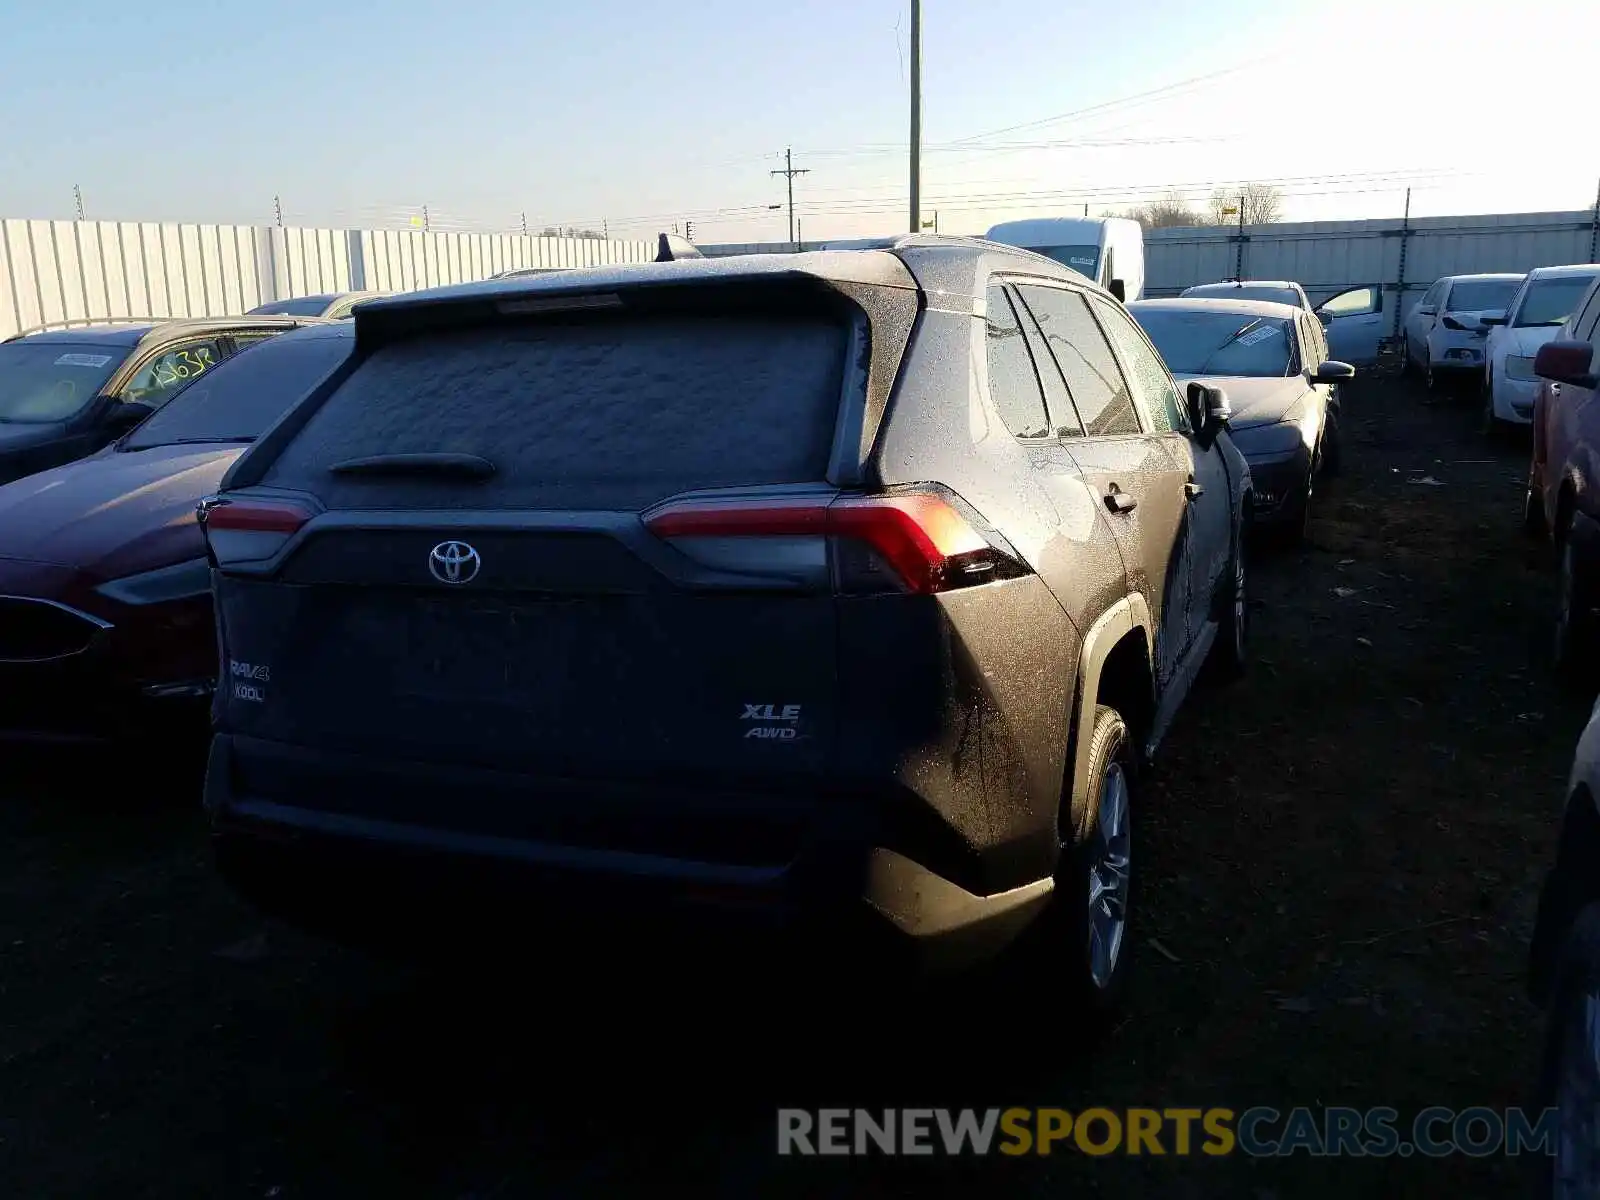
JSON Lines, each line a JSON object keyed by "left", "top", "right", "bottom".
{"left": 643, "top": 488, "right": 1028, "bottom": 595}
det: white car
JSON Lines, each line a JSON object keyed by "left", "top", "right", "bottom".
{"left": 1481, "top": 264, "right": 1600, "bottom": 434}
{"left": 1403, "top": 273, "right": 1525, "bottom": 390}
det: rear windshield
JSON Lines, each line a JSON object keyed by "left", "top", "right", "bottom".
{"left": 0, "top": 341, "right": 126, "bottom": 423}
{"left": 249, "top": 297, "right": 332, "bottom": 316}
{"left": 262, "top": 314, "right": 849, "bottom": 509}
{"left": 1186, "top": 284, "right": 1299, "bottom": 306}
{"left": 122, "top": 332, "right": 353, "bottom": 450}
{"left": 1447, "top": 280, "right": 1519, "bottom": 312}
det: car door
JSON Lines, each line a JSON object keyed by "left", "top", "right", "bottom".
{"left": 1093, "top": 294, "right": 1233, "bottom": 650}
{"left": 1408, "top": 280, "right": 1444, "bottom": 364}
{"left": 1548, "top": 291, "right": 1600, "bottom": 532}
{"left": 1013, "top": 282, "right": 1193, "bottom": 689}
{"left": 1316, "top": 284, "right": 1384, "bottom": 366}
{"left": 978, "top": 282, "right": 1098, "bottom": 612}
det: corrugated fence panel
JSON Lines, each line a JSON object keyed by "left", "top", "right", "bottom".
{"left": 0, "top": 219, "right": 656, "bottom": 338}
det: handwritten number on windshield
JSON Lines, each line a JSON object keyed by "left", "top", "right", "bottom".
{"left": 150, "top": 346, "right": 216, "bottom": 390}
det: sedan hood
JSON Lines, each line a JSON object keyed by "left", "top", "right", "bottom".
{"left": 1173, "top": 375, "right": 1310, "bottom": 430}
{"left": 0, "top": 442, "right": 244, "bottom": 581}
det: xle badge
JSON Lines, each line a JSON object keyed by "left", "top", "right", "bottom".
{"left": 741, "top": 703, "right": 801, "bottom": 740}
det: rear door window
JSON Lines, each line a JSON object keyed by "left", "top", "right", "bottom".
{"left": 983, "top": 284, "right": 1051, "bottom": 439}
{"left": 262, "top": 313, "right": 850, "bottom": 510}
{"left": 1015, "top": 285, "right": 1142, "bottom": 436}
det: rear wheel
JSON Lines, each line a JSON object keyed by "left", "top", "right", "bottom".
{"left": 1013, "top": 704, "right": 1138, "bottom": 1020}
{"left": 1062, "top": 705, "right": 1137, "bottom": 1015}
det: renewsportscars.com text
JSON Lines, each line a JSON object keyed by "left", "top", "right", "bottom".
{"left": 776, "top": 1106, "right": 1559, "bottom": 1158}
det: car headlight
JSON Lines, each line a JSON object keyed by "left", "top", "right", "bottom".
{"left": 95, "top": 556, "right": 212, "bottom": 605}
{"left": 1505, "top": 354, "right": 1539, "bottom": 382}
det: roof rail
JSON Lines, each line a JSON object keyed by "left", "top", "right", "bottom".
{"left": 3, "top": 315, "right": 168, "bottom": 342}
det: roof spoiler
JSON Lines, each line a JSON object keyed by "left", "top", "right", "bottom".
{"left": 655, "top": 232, "right": 704, "bottom": 262}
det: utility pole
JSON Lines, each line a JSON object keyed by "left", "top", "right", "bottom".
{"left": 422, "top": 204, "right": 430, "bottom": 232}
{"left": 772, "top": 147, "right": 809, "bottom": 248}
{"left": 1234, "top": 191, "right": 1246, "bottom": 280}
{"left": 1589, "top": 177, "right": 1600, "bottom": 263}
{"left": 908, "top": 0, "right": 922, "bottom": 234}
{"left": 1393, "top": 187, "right": 1413, "bottom": 341}
{"left": 520, "top": 212, "right": 528, "bottom": 236}
{"left": 73, "top": 185, "right": 85, "bottom": 221}
{"left": 273, "top": 195, "right": 283, "bottom": 228}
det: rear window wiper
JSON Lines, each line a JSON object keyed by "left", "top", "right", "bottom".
{"left": 327, "top": 452, "right": 496, "bottom": 480}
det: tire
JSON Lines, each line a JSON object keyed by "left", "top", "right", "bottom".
{"left": 1526, "top": 474, "right": 1549, "bottom": 540}
{"left": 1320, "top": 413, "right": 1342, "bottom": 477}
{"left": 1555, "top": 523, "right": 1598, "bottom": 688}
{"left": 1015, "top": 704, "right": 1138, "bottom": 1020}
{"left": 1209, "top": 520, "right": 1249, "bottom": 679}
{"left": 1482, "top": 375, "right": 1513, "bottom": 441}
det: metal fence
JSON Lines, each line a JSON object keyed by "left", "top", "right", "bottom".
{"left": 703, "top": 207, "right": 1600, "bottom": 336}
{"left": 1145, "top": 208, "right": 1600, "bottom": 335}
{"left": 0, "top": 219, "right": 656, "bottom": 339}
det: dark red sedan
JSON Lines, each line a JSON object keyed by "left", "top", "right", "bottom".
{"left": 0, "top": 321, "right": 354, "bottom": 743}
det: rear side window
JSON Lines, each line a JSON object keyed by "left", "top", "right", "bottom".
{"left": 1092, "top": 297, "right": 1183, "bottom": 434}
{"left": 123, "top": 332, "right": 353, "bottom": 450}
{"left": 1016, "top": 285, "right": 1141, "bottom": 436}
{"left": 262, "top": 314, "right": 849, "bottom": 510}
{"left": 983, "top": 285, "right": 1051, "bottom": 439}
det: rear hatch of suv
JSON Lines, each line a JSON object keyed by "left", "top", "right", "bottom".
{"left": 203, "top": 261, "right": 936, "bottom": 863}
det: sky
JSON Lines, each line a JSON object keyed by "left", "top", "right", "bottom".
{"left": 2, "top": 0, "right": 1597, "bottom": 244}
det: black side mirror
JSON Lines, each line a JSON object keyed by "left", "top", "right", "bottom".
{"left": 1480, "top": 310, "right": 1508, "bottom": 326}
{"left": 1316, "top": 309, "right": 1332, "bottom": 326}
{"left": 1309, "top": 360, "right": 1357, "bottom": 385}
{"left": 1185, "top": 380, "right": 1208, "bottom": 431}
{"left": 1186, "top": 381, "right": 1230, "bottom": 439}
{"left": 103, "top": 399, "right": 156, "bottom": 431}
{"left": 1108, "top": 278, "right": 1126, "bottom": 303}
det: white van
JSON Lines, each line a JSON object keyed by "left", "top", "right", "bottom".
{"left": 983, "top": 217, "right": 1145, "bottom": 302}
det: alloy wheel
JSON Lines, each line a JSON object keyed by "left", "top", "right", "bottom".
{"left": 1085, "top": 761, "right": 1131, "bottom": 990}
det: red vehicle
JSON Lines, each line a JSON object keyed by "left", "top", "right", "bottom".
{"left": 0, "top": 321, "right": 353, "bottom": 744}
{"left": 1526, "top": 275, "right": 1600, "bottom": 680}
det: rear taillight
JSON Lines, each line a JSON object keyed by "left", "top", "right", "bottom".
{"left": 197, "top": 495, "right": 315, "bottom": 567}
{"left": 643, "top": 487, "right": 1031, "bottom": 595}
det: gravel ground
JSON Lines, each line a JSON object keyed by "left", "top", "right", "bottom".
{"left": 0, "top": 373, "right": 1582, "bottom": 1198}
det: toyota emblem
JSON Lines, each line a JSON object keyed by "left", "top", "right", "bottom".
{"left": 428, "top": 540, "right": 481, "bottom": 584}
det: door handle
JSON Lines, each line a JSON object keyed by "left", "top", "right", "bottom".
{"left": 1104, "top": 487, "right": 1137, "bottom": 514}
{"left": 1185, "top": 481, "right": 1204, "bottom": 499}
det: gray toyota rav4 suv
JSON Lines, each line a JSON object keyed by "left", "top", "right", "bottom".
{"left": 198, "top": 235, "right": 1251, "bottom": 1013}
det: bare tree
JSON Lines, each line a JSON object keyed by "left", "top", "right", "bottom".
{"left": 1101, "top": 190, "right": 1203, "bottom": 231}
{"left": 1207, "top": 184, "right": 1283, "bottom": 225}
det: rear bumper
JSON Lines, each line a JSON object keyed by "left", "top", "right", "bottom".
{"left": 204, "top": 734, "right": 1054, "bottom": 974}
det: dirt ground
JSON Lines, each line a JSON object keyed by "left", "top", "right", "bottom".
{"left": 0, "top": 373, "right": 1585, "bottom": 1199}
